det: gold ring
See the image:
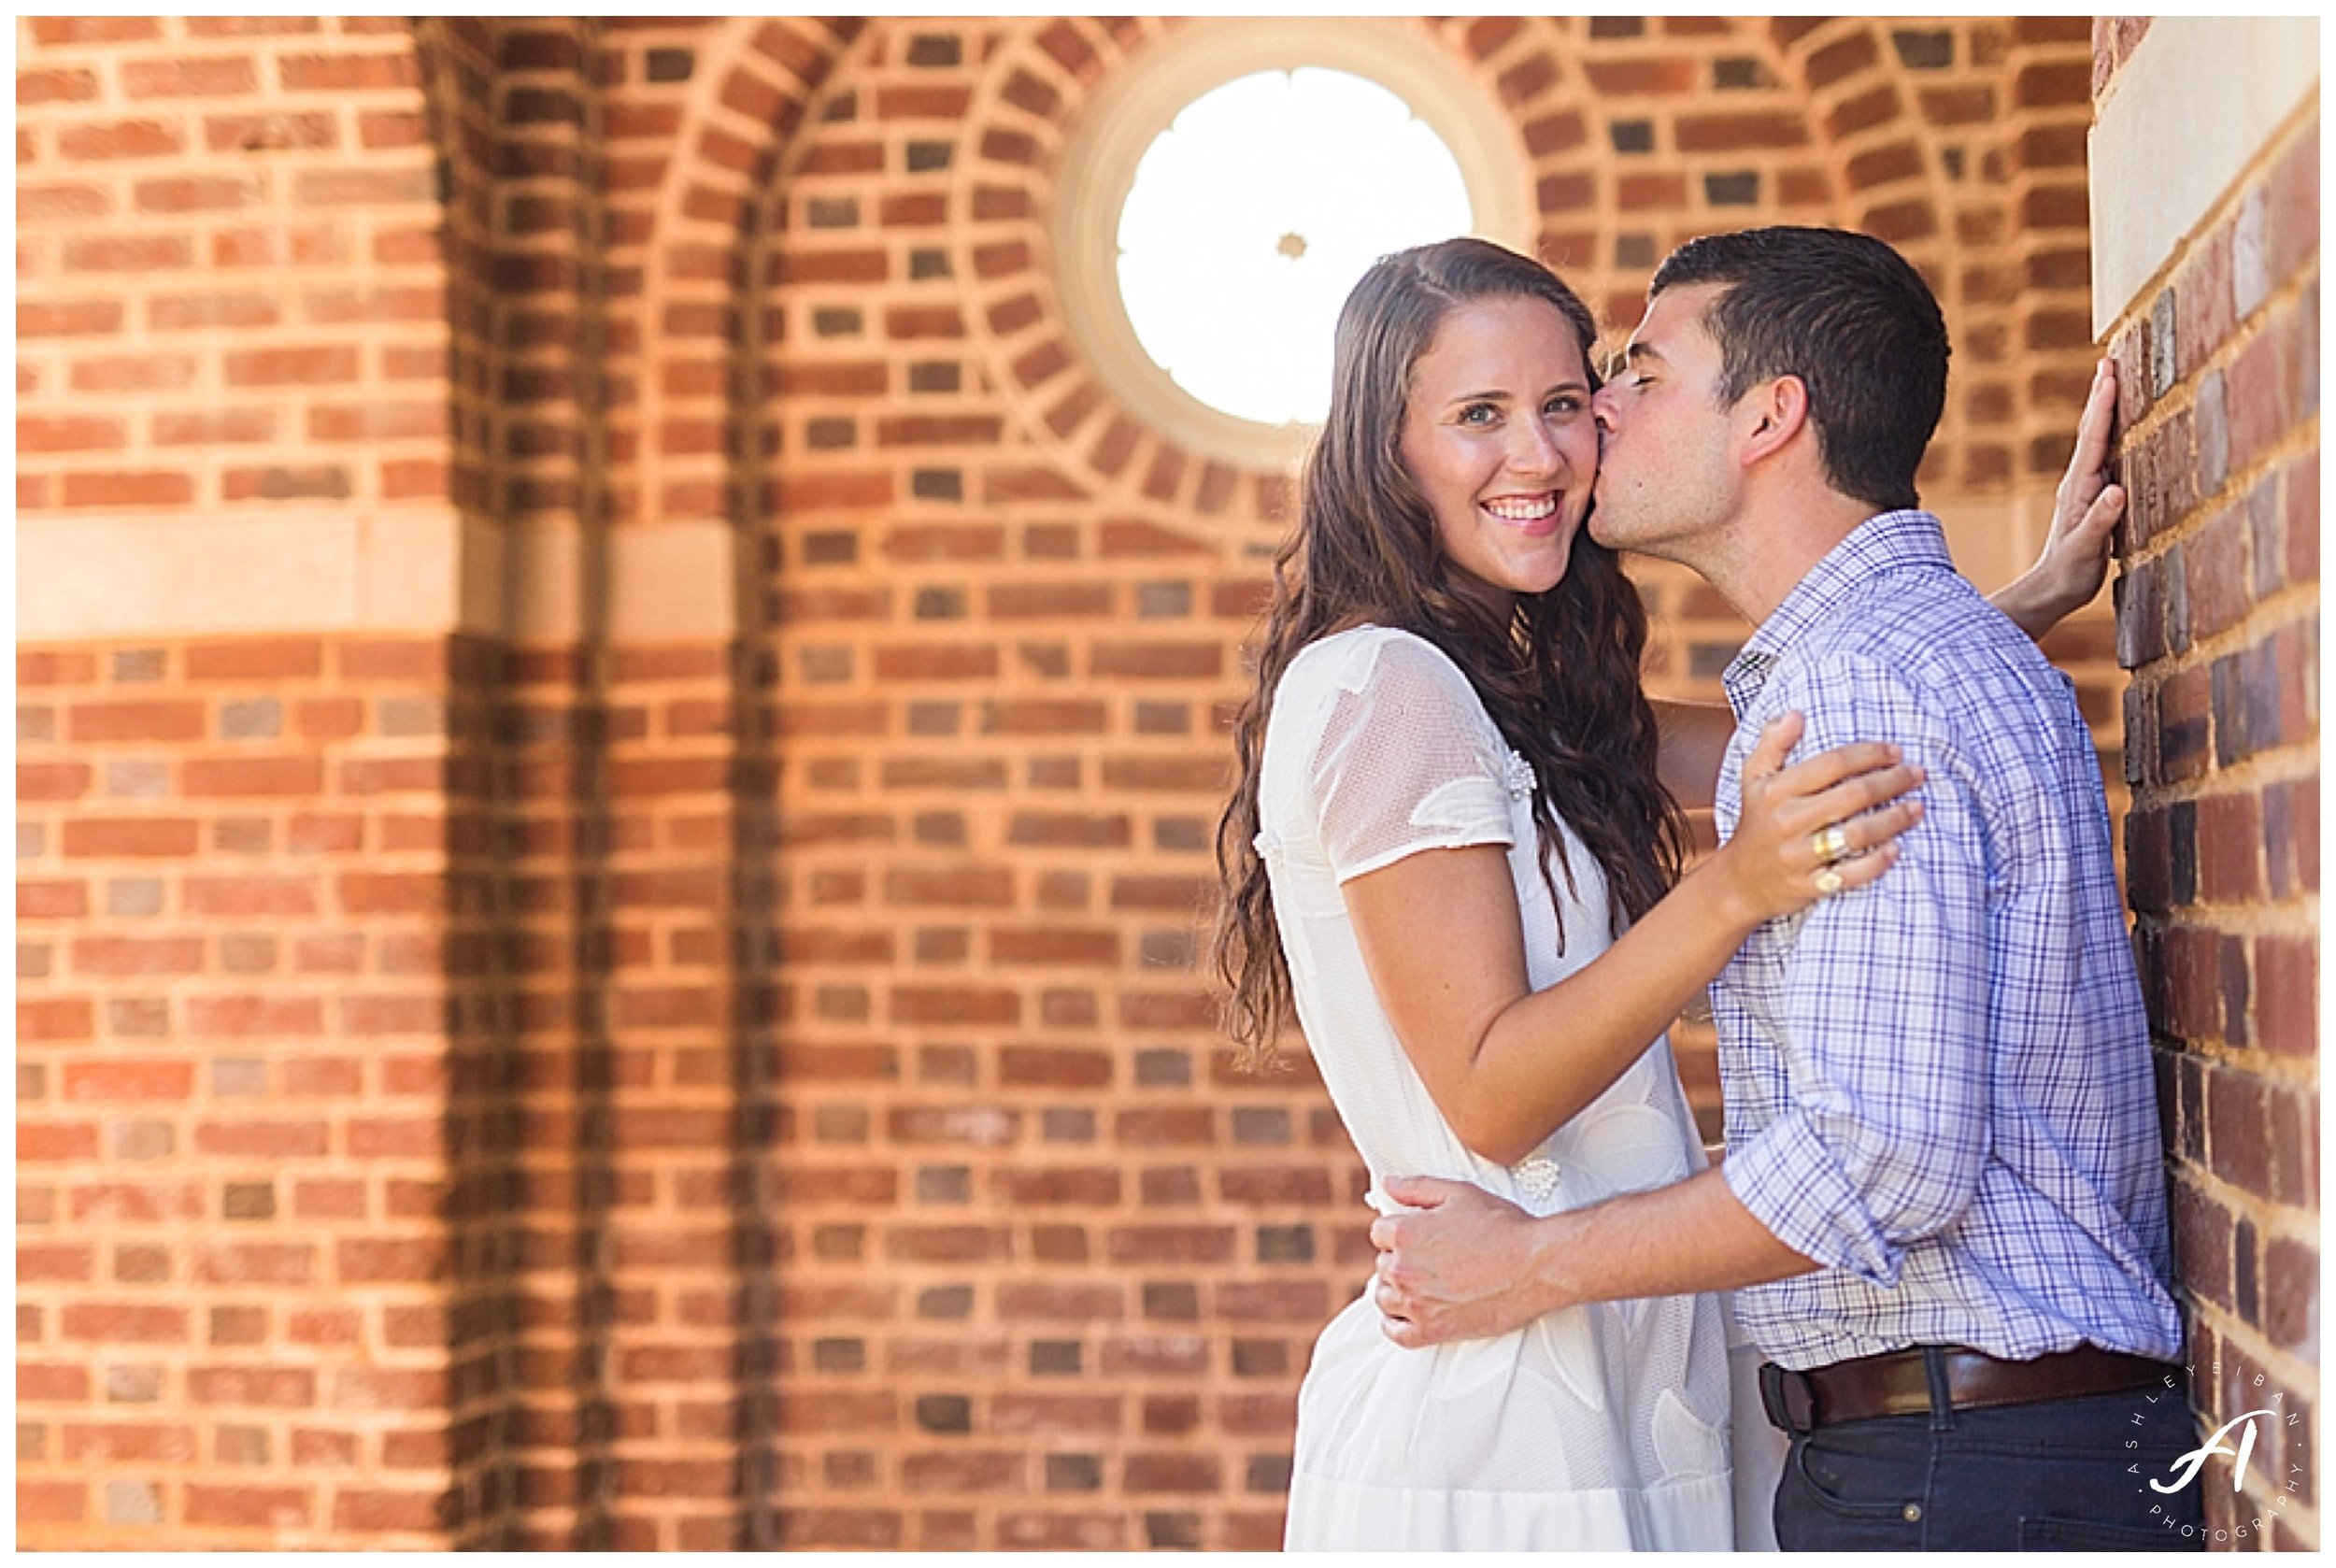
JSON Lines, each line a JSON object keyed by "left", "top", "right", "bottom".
{"left": 1815, "top": 867, "right": 1845, "bottom": 897}
{"left": 1811, "top": 825, "right": 1851, "bottom": 862}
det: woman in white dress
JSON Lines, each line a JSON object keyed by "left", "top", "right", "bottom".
{"left": 1208, "top": 238, "right": 2124, "bottom": 1550}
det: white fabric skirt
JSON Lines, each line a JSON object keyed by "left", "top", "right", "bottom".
{"left": 1284, "top": 1290, "right": 1737, "bottom": 1552}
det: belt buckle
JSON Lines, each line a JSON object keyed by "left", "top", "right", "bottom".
{"left": 1758, "top": 1361, "right": 1816, "bottom": 1434}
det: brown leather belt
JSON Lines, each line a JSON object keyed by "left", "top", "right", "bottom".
{"left": 1759, "top": 1344, "right": 2180, "bottom": 1433}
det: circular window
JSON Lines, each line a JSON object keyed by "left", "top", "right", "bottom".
{"left": 1116, "top": 68, "right": 1474, "bottom": 428}
{"left": 1053, "top": 19, "right": 1533, "bottom": 471}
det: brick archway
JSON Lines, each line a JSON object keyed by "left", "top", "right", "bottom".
{"left": 632, "top": 17, "right": 862, "bottom": 527}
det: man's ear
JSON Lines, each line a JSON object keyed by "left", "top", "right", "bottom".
{"left": 1737, "top": 374, "right": 1811, "bottom": 468}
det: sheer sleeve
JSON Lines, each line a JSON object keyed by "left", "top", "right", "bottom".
{"left": 1307, "top": 634, "right": 1520, "bottom": 884}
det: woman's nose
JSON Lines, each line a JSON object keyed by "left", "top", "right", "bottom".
{"left": 1508, "top": 416, "right": 1565, "bottom": 474}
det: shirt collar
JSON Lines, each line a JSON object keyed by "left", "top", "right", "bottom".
{"left": 1721, "top": 508, "right": 1950, "bottom": 715}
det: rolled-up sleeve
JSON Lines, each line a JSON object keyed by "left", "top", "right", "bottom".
{"left": 1721, "top": 652, "right": 1993, "bottom": 1287}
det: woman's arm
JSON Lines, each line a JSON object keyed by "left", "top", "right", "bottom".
{"left": 1344, "top": 714, "right": 1921, "bottom": 1165}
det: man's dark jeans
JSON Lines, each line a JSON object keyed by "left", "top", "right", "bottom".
{"left": 1773, "top": 1372, "right": 2210, "bottom": 1550}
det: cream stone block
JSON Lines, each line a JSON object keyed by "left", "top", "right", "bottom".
{"left": 2090, "top": 17, "right": 2319, "bottom": 335}
{"left": 17, "top": 511, "right": 735, "bottom": 642}
{"left": 19, "top": 509, "right": 464, "bottom": 638}
{"left": 1933, "top": 492, "right": 2035, "bottom": 599}
{"left": 1931, "top": 485, "right": 2115, "bottom": 611}
{"left": 496, "top": 520, "right": 736, "bottom": 642}
{"left": 361, "top": 509, "right": 472, "bottom": 631}
{"left": 605, "top": 522, "right": 736, "bottom": 641}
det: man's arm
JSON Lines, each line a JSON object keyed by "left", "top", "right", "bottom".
{"left": 1370, "top": 1167, "right": 1815, "bottom": 1347}
{"left": 1376, "top": 652, "right": 1992, "bottom": 1345}
{"left": 1988, "top": 357, "right": 2124, "bottom": 638}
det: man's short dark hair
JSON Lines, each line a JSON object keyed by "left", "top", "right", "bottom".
{"left": 1650, "top": 226, "right": 1948, "bottom": 511}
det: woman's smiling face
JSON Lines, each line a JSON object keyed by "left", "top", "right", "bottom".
{"left": 1398, "top": 294, "right": 1601, "bottom": 620}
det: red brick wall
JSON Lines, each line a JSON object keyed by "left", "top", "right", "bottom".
{"left": 2096, "top": 22, "right": 2320, "bottom": 1550}
{"left": 20, "top": 16, "right": 2125, "bottom": 1549}
{"left": 16, "top": 635, "right": 476, "bottom": 1545}
{"left": 16, "top": 15, "right": 449, "bottom": 518}
{"left": 16, "top": 14, "right": 469, "bottom": 1546}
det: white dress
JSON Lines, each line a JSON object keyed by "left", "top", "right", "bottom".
{"left": 1256, "top": 626, "right": 1738, "bottom": 1551}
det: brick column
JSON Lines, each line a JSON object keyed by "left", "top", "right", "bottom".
{"left": 2094, "top": 16, "right": 2319, "bottom": 1550}
{"left": 14, "top": 16, "right": 482, "bottom": 1545}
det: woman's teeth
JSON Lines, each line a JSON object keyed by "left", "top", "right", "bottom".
{"left": 1483, "top": 495, "right": 1557, "bottom": 521}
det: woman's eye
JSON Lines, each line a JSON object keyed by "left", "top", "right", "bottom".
{"left": 1458, "top": 404, "right": 1499, "bottom": 426}
{"left": 1546, "top": 393, "right": 1585, "bottom": 416}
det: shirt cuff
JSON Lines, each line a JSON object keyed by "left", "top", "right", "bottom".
{"left": 1722, "top": 1109, "right": 1903, "bottom": 1290}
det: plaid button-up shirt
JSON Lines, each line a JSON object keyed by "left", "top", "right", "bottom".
{"left": 1715, "top": 510, "right": 2183, "bottom": 1371}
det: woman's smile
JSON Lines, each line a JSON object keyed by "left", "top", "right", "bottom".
{"left": 1481, "top": 491, "right": 1565, "bottom": 532}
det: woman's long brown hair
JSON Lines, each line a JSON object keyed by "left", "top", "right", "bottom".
{"left": 1212, "top": 238, "right": 1687, "bottom": 1071}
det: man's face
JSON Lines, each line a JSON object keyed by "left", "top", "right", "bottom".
{"left": 1588, "top": 282, "right": 1743, "bottom": 562}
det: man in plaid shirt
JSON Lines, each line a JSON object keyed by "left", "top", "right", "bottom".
{"left": 1370, "top": 228, "right": 2199, "bottom": 1550}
